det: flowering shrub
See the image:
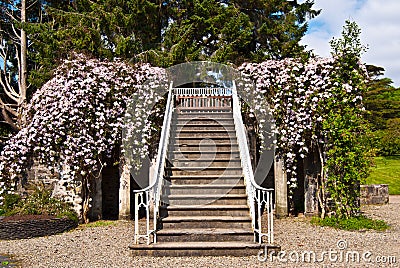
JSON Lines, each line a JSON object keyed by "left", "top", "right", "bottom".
{"left": 239, "top": 21, "right": 371, "bottom": 218}
{"left": 240, "top": 57, "right": 337, "bottom": 190}
{"left": 0, "top": 54, "right": 167, "bottom": 222}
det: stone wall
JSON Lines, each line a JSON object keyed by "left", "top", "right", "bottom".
{"left": 51, "top": 166, "right": 83, "bottom": 217}
{"left": 26, "top": 163, "right": 83, "bottom": 218}
{"left": 360, "top": 184, "right": 389, "bottom": 205}
{"left": 0, "top": 217, "right": 78, "bottom": 240}
{"left": 25, "top": 163, "right": 59, "bottom": 192}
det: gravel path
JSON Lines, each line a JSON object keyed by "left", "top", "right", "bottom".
{"left": 1, "top": 196, "right": 399, "bottom": 268}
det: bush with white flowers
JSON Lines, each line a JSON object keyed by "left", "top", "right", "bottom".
{"left": 240, "top": 57, "right": 337, "bottom": 191}
{"left": 240, "top": 53, "right": 370, "bottom": 217}
{"left": 0, "top": 54, "right": 167, "bottom": 222}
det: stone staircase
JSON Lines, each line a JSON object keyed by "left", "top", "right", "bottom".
{"left": 130, "top": 107, "right": 263, "bottom": 256}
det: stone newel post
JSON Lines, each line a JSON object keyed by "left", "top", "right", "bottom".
{"left": 119, "top": 159, "right": 131, "bottom": 220}
{"left": 274, "top": 158, "right": 288, "bottom": 217}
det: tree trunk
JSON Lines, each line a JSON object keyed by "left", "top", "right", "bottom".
{"left": 19, "top": 0, "right": 28, "bottom": 127}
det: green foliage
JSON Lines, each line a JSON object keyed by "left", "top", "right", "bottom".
{"left": 364, "top": 75, "right": 400, "bottom": 131}
{"left": 374, "top": 119, "right": 400, "bottom": 156}
{"left": 311, "top": 215, "right": 389, "bottom": 231}
{"left": 0, "top": 194, "right": 21, "bottom": 216}
{"left": 363, "top": 65, "right": 400, "bottom": 156}
{"left": 162, "top": 0, "right": 320, "bottom": 66}
{"left": 365, "top": 80, "right": 400, "bottom": 156}
{"left": 0, "top": 188, "right": 78, "bottom": 222}
{"left": 367, "top": 156, "right": 400, "bottom": 195}
{"left": 322, "top": 20, "right": 371, "bottom": 218}
{"left": 27, "top": 0, "right": 161, "bottom": 87}
{"left": 25, "top": 0, "right": 319, "bottom": 87}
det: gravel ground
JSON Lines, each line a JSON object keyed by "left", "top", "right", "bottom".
{"left": 1, "top": 196, "right": 399, "bottom": 268}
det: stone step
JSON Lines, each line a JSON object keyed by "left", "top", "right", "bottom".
{"left": 174, "top": 137, "right": 235, "bottom": 144}
{"left": 164, "top": 184, "right": 246, "bottom": 195}
{"left": 174, "top": 118, "right": 234, "bottom": 126}
{"left": 170, "top": 156, "right": 240, "bottom": 162}
{"left": 176, "top": 113, "right": 233, "bottom": 119}
{"left": 175, "top": 124, "right": 235, "bottom": 131}
{"left": 171, "top": 151, "right": 240, "bottom": 160}
{"left": 175, "top": 129, "right": 236, "bottom": 133}
{"left": 176, "top": 109, "right": 232, "bottom": 114}
{"left": 173, "top": 143, "right": 238, "bottom": 151}
{"left": 174, "top": 130, "right": 236, "bottom": 138}
{"left": 161, "top": 194, "right": 248, "bottom": 206}
{"left": 160, "top": 216, "right": 252, "bottom": 229}
{"left": 174, "top": 128, "right": 236, "bottom": 134}
{"left": 175, "top": 121, "right": 234, "bottom": 126}
{"left": 167, "top": 166, "right": 243, "bottom": 176}
{"left": 129, "top": 242, "right": 280, "bottom": 257}
{"left": 177, "top": 107, "right": 232, "bottom": 113}
{"left": 171, "top": 159, "right": 241, "bottom": 168}
{"left": 167, "top": 175, "right": 244, "bottom": 185}
{"left": 159, "top": 204, "right": 250, "bottom": 217}
{"left": 156, "top": 228, "right": 254, "bottom": 242}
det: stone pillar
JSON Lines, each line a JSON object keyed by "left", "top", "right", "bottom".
{"left": 148, "top": 159, "right": 156, "bottom": 212}
{"left": 89, "top": 175, "right": 102, "bottom": 220}
{"left": 119, "top": 160, "right": 131, "bottom": 220}
{"left": 274, "top": 158, "right": 288, "bottom": 217}
{"left": 304, "top": 174, "right": 318, "bottom": 216}
{"left": 303, "top": 152, "right": 321, "bottom": 216}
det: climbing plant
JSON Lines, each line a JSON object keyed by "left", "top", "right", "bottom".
{"left": 239, "top": 21, "right": 371, "bottom": 218}
{"left": 323, "top": 20, "right": 370, "bottom": 218}
{"left": 0, "top": 53, "right": 167, "bottom": 222}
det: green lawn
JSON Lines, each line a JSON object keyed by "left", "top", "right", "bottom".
{"left": 366, "top": 156, "right": 400, "bottom": 195}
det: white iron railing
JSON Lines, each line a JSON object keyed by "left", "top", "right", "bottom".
{"left": 231, "top": 81, "right": 274, "bottom": 244}
{"left": 174, "top": 87, "right": 232, "bottom": 96}
{"left": 133, "top": 81, "right": 174, "bottom": 244}
{"left": 174, "top": 87, "right": 232, "bottom": 109}
{"left": 133, "top": 83, "right": 274, "bottom": 245}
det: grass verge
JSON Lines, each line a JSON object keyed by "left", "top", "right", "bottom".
{"left": 78, "top": 220, "right": 117, "bottom": 229}
{"left": 311, "top": 216, "right": 389, "bottom": 231}
{"left": 366, "top": 156, "right": 400, "bottom": 195}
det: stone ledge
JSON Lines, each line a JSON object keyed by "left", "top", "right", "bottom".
{"left": 0, "top": 217, "right": 78, "bottom": 240}
{"left": 129, "top": 241, "right": 277, "bottom": 257}
{"left": 360, "top": 184, "right": 389, "bottom": 205}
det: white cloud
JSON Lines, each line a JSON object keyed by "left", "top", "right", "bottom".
{"left": 300, "top": 0, "right": 400, "bottom": 87}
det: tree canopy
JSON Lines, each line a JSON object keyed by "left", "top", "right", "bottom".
{"left": 26, "top": 0, "right": 319, "bottom": 85}
{"left": 160, "top": 0, "right": 319, "bottom": 65}
{"left": 364, "top": 66, "right": 400, "bottom": 155}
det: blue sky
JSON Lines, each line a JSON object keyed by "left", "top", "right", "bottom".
{"left": 300, "top": 0, "right": 400, "bottom": 87}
